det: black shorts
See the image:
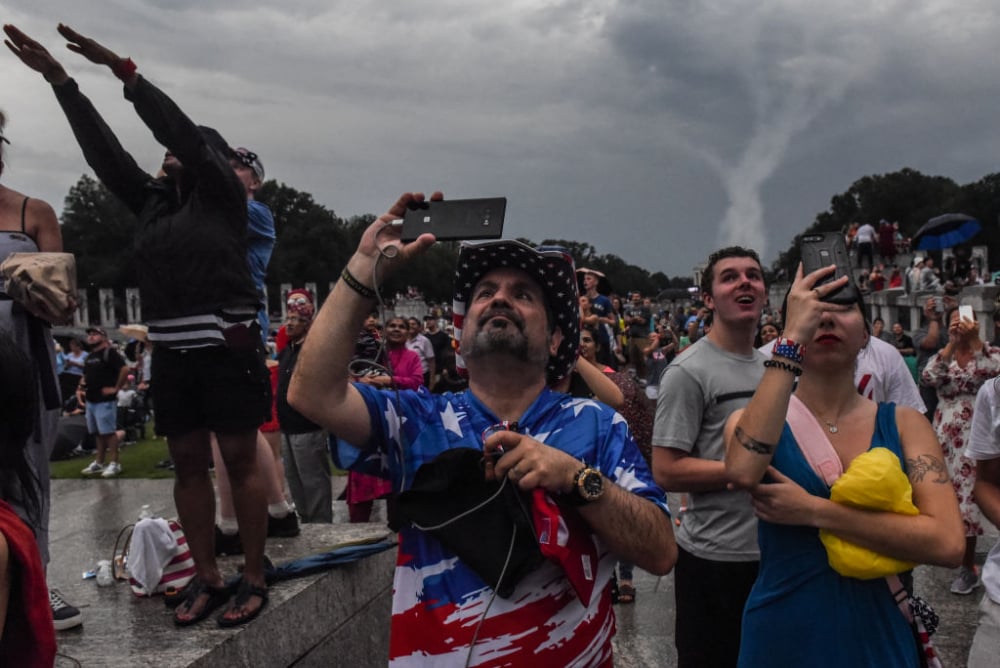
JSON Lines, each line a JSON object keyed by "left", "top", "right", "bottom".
{"left": 151, "top": 343, "right": 271, "bottom": 438}
{"left": 674, "top": 546, "right": 759, "bottom": 668}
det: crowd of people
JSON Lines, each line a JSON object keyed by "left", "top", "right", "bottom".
{"left": 1, "top": 21, "right": 999, "bottom": 668}
{"left": 846, "top": 218, "right": 991, "bottom": 296}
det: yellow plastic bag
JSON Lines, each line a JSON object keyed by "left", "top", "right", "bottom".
{"left": 819, "top": 447, "right": 919, "bottom": 579}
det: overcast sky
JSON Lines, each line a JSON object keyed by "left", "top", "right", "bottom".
{"left": 3, "top": 0, "right": 999, "bottom": 279}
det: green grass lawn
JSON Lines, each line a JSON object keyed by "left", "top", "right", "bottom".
{"left": 50, "top": 433, "right": 347, "bottom": 480}
{"left": 50, "top": 435, "right": 175, "bottom": 480}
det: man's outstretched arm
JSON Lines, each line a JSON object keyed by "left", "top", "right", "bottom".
{"left": 4, "top": 24, "right": 149, "bottom": 213}
{"left": 289, "top": 192, "right": 437, "bottom": 446}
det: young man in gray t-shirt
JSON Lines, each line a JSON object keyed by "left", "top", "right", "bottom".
{"left": 653, "top": 247, "right": 766, "bottom": 668}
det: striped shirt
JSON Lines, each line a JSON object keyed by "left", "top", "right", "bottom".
{"left": 337, "top": 385, "right": 669, "bottom": 667}
{"left": 148, "top": 307, "right": 258, "bottom": 350}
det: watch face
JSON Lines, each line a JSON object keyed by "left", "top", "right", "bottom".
{"left": 581, "top": 470, "right": 603, "bottom": 499}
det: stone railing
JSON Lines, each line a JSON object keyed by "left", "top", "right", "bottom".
{"left": 768, "top": 283, "right": 1000, "bottom": 340}
{"left": 70, "top": 284, "right": 436, "bottom": 333}
{"left": 868, "top": 285, "right": 1000, "bottom": 340}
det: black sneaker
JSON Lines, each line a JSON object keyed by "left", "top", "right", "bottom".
{"left": 50, "top": 588, "right": 83, "bottom": 630}
{"left": 214, "top": 526, "right": 244, "bottom": 556}
{"left": 267, "top": 511, "right": 300, "bottom": 538}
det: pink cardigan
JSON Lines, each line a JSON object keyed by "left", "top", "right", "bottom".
{"left": 387, "top": 346, "right": 424, "bottom": 390}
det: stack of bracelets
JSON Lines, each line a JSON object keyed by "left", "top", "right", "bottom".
{"left": 766, "top": 337, "right": 804, "bottom": 376}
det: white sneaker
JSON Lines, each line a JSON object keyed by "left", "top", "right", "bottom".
{"left": 101, "top": 462, "right": 122, "bottom": 478}
{"left": 81, "top": 461, "right": 104, "bottom": 475}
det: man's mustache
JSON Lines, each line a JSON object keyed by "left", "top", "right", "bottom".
{"left": 478, "top": 308, "right": 524, "bottom": 330}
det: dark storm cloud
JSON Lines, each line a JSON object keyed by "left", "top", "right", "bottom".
{"left": 3, "top": 0, "right": 1000, "bottom": 279}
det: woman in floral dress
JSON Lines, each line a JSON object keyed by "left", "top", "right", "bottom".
{"left": 922, "top": 306, "right": 1000, "bottom": 594}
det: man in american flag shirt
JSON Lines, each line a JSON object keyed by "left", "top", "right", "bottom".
{"left": 290, "top": 192, "right": 676, "bottom": 666}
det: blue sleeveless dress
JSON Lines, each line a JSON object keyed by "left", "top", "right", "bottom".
{"left": 738, "top": 403, "right": 919, "bottom": 667}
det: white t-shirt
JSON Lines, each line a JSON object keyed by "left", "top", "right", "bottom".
{"left": 855, "top": 223, "right": 877, "bottom": 245}
{"left": 405, "top": 334, "right": 434, "bottom": 374}
{"left": 855, "top": 336, "right": 926, "bottom": 412}
{"left": 965, "top": 379, "right": 1000, "bottom": 603}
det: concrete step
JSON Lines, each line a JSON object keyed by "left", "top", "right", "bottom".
{"left": 47, "top": 479, "right": 393, "bottom": 667}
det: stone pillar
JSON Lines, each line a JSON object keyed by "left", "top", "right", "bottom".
{"left": 99, "top": 289, "right": 116, "bottom": 328}
{"left": 126, "top": 288, "right": 142, "bottom": 323}
{"left": 972, "top": 245, "right": 989, "bottom": 279}
{"left": 74, "top": 288, "right": 89, "bottom": 327}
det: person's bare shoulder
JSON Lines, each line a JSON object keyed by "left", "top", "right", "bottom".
{"left": 24, "top": 196, "right": 58, "bottom": 224}
{"left": 24, "top": 196, "right": 62, "bottom": 251}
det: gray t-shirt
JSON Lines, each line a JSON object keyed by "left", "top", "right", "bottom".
{"left": 652, "top": 337, "right": 764, "bottom": 561}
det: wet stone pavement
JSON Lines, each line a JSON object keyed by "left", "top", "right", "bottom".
{"left": 47, "top": 478, "right": 995, "bottom": 666}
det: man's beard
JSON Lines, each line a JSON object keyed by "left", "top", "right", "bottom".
{"left": 462, "top": 316, "right": 549, "bottom": 369}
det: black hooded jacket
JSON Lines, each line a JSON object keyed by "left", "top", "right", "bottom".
{"left": 52, "top": 75, "right": 257, "bottom": 320}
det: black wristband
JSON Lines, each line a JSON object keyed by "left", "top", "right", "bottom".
{"left": 763, "top": 359, "right": 803, "bottom": 376}
{"left": 340, "top": 267, "right": 378, "bottom": 300}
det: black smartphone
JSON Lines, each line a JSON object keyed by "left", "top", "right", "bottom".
{"left": 400, "top": 198, "right": 506, "bottom": 242}
{"left": 799, "top": 232, "right": 860, "bottom": 305}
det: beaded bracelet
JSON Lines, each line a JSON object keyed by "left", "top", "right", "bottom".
{"left": 340, "top": 268, "right": 378, "bottom": 300}
{"left": 112, "top": 57, "right": 137, "bottom": 81}
{"left": 764, "top": 359, "right": 803, "bottom": 376}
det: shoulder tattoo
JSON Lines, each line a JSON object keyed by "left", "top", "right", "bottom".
{"left": 906, "top": 454, "right": 949, "bottom": 484}
{"left": 735, "top": 427, "right": 775, "bottom": 455}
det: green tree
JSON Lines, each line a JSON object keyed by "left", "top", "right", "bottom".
{"left": 952, "top": 173, "right": 1000, "bottom": 264}
{"left": 774, "top": 168, "right": 963, "bottom": 276}
{"left": 58, "top": 175, "right": 691, "bottom": 313}
{"left": 60, "top": 174, "right": 138, "bottom": 290}
{"left": 257, "top": 181, "right": 352, "bottom": 294}
{"left": 537, "top": 238, "right": 681, "bottom": 297}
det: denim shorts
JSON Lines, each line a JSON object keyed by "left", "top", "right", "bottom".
{"left": 86, "top": 399, "right": 118, "bottom": 435}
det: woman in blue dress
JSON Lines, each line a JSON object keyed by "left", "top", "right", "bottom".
{"left": 724, "top": 263, "right": 964, "bottom": 667}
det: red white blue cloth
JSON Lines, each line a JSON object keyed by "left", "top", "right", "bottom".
{"left": 334, "top": 384, "right": 669, "bottom": 667}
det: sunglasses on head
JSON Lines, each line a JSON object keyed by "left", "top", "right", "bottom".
{"left": 287, "top": 295, "right": 309, "bottom": 306}
{"left": 236, "top": 150, "right": 258, "bottom": 167}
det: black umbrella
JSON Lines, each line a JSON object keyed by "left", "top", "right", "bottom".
{"left": 912, "top": 213, "right": 981, "bottom": 251}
